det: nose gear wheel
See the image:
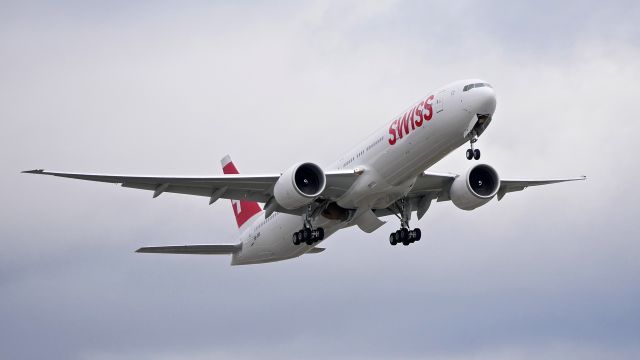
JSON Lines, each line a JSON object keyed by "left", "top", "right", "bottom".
{"left": 466, "top": 132, "right": 481, "bottom": 160}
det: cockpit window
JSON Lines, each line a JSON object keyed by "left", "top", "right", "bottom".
{"left": 463, "top": 82, "right": 492, "bottom": 92}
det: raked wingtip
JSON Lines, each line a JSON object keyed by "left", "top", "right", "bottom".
{"left": 22, "top": 169, "right": 44, "bottom": 174}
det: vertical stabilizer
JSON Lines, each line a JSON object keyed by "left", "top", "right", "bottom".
{"left": 221, "top": 155, "right": 262, "bottom": 229}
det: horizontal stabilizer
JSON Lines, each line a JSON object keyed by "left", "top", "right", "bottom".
{"left": 136, "top": 244, "right": 241, "bottom": 255}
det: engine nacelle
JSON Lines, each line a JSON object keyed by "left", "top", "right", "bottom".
{"left": 450, "top": 164, "right": 500, "bottom": 210}
{"left": 273, "top": 162, "right": 326, "bottom": 210}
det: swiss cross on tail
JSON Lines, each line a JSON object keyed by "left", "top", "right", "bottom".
{"left": 221, "top": 155, "right": 262, "bottom": 228}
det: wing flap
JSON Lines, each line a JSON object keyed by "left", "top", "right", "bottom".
{"left": 411, "top": 171, "right": 456, "bottom": 195}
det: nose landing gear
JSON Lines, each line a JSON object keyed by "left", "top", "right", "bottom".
{"left": 466, "top": 132, "right": 481, "bottom": 160}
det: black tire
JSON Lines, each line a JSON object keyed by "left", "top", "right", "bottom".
{"left": 400, "top": 228, "right": 409, "bottom": 241}
{"left": 389, "top": 233, "right": 397, "bottom": 245}
{"left": 303, "top": 228, "right": 311, "bottom": 241}
{"left": 305, "top": 239, "right": 314, "bottom": 245}
{"left": 402, "top": 240, "right": 410, "bottom": 246}
{"left": 473, "top": 149, "right": 481, "bottom": 160}
{"left": 318, "top": 227, "right": 325, "bottom": 240}
{"left": 292, "top": 233, "right": 299, "bottom": 245}
{"left": 466, "top": 149, "right": 473, "bottom": 160}
{"left": 414, "top": 228, "right": 422, "bottom": 241}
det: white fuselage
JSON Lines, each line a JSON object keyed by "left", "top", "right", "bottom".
{"left": 232, "top": 79, "right": 497, "bottom": 265}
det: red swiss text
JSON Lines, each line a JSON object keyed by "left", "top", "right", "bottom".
{"left": 388, "top": 95, "right": 434, "bottom": 145}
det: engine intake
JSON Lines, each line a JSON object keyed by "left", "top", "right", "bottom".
{"left": 274, "top": 162, "right": 326, "bottom": 210}
{"left": 450, "top": 164, "right": 500, "bottom": 210}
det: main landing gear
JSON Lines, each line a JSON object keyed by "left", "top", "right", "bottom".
{"left": 466, "top": 132, "right": 481, "bottom": 160}
{"left": 389, "top": 228, "right": 421, "bottom": 246}
{"left": 388, "top": 198, "right": 422, "bottom": 246}
{"left": 292, "top": 204, "right": 325, "bottom": 246}
{"left": 292, "top": 227, "right": 324, "bottom": 246}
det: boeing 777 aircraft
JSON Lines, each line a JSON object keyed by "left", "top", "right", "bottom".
{"left": 24, "top": 79, "right": 585, "bottom": 265}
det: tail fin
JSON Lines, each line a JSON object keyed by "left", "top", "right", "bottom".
{"left": 221, "top": 155, "right": 262, "bottom": 229}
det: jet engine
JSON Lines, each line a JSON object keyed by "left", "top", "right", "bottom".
{"left": 273, "top": 162, "right": 326, "bottom": 210}
{"left": 450, "top": 164, "right": 500, "bottom": 210}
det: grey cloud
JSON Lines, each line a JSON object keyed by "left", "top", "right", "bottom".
{"left": 1, "top": 1, "right": 639, "bottom": 359}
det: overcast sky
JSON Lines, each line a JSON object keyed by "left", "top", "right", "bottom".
{"left": 1, "top": 1, "right": 639, "bottom": 359}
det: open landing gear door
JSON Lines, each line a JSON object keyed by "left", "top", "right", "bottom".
{"left": 353, "top": 209, "right": 386, "bottom": 233}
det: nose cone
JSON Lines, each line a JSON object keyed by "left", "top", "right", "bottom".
{"left": 464, "top": 83, "right": 497, "bottom": 115}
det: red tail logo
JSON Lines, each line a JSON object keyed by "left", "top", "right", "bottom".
{"left": 221, "top": 155, "right": 262, "bottom": 229}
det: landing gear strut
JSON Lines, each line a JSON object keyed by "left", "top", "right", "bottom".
{"left": 292, "top": 204, "right": 325, "bottom": 246}
{"left": 388, "top": 198, "right": 422, "bottom": 246}
{"left": 466, "top": 132, "right": 481, "bottom": 160}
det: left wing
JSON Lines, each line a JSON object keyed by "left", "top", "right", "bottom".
{"left": 374, "top": 172, "right": 586, "bottom": 219}
{"left": 496, "top": 177, "right": 587, "bottom": 200}
{"left": 408, "top": 172, "right": 586, "bottom": 201}
{"left": 22, "top": 168, "right": 358, "bottom": 207}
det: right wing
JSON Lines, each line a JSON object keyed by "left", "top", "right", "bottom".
{"left": 22, "top": 168, "right": 360, "bottom": 208}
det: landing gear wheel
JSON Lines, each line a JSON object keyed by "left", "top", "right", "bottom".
{"left": 414, "top": 228, "right": 422, "bottom": 241}
{"left": 473, "top": 149, "right": 481, "bottom": 160}
{"left": 389, "top": 197, "right": 419, "bottom": 247}
{"left": 317, "top": 227, "right": 325, "bottom": 240}
{"left": 305, "top": 239, "right": 314, "bottom": 246}
{"left": 292, "top": 233, "right": 300, "bottom": 245}
{"left": 303, "top": 228, "right": 311, "bottom": 241}
{"left": 389, "top": 233, "right": 397, "bottom": 246}
{"left": 400, "top": 228, "right": 409, "bottom": 241}
{"left": 466, "top": 149, "right": 473, "bottom": 160}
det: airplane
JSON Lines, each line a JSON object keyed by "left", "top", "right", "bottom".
{"left": 23, "top": 79, "right": 585, "bottom": 265}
